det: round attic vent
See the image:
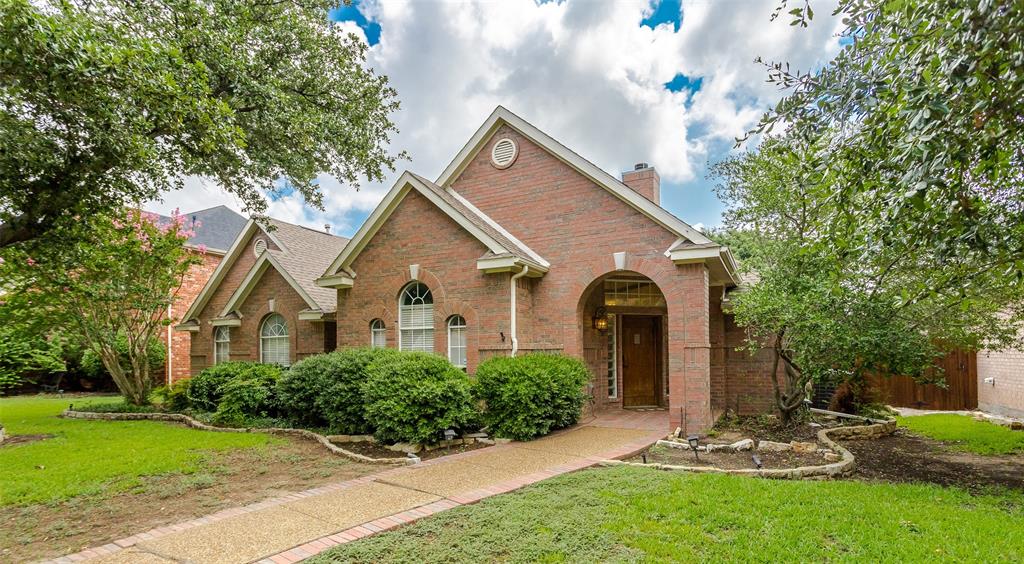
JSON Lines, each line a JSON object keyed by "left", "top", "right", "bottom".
{"left": 490, "top": 138, "right": 518, "bottom": 169}
{"left": 253, "top": 238, "right": 267, "bottom": 257}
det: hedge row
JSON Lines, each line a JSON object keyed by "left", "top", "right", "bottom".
{"left": 163, "top": 350, "right": 590, "bottom": 444}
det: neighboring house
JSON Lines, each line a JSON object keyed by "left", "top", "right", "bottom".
{"left": 312, "top": 106, "right": 775, "bottom": 433}
{"left": 175, "top": 218, "right": 348, "bottom": 376}
{"left": 157, "top": 205, "right": 247, "bottom": 384}
{"left": 978, "top": 347, "right": 1024, "bottom": 419}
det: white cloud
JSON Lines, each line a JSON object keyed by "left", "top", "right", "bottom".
{"left": 147, "top": 0, "right": 844, "bottom": 234}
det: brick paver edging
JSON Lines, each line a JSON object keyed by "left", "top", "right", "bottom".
{"left": 45, "top": 427, "right": 663, "bottom": 564}
{"left": 600, "top": 419, "right": 898, "bottom": 479}
{"left": 61, "top": 409, "right": 412, "bottom": 465}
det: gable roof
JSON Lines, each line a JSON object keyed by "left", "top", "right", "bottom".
{"left": 317, "top": 172, "right": 548, "bottom": 287}
{"left": 179, "top": 217, "right": 349, "bottom": 325}
{"left": 435, "top": 106, "right": 713, "bottom": 247}
{"left": 156, "top": 205, "right": 247, "bottom": 254}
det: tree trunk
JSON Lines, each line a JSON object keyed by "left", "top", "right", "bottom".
{"left": 769, "top": 339, "right": 806, "bottom": 426}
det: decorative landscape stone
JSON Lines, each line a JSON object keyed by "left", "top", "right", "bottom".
{"left": 757, "top": 440, "right": 792, "bottom": 452}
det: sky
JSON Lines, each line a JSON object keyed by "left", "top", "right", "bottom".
{"left": 147, "top": 0, "right": 844, "bottom": 237}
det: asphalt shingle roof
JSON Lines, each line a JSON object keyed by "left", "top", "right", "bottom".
{"left": 156, "top": 205, "right": 248, "bottom": 253}
{"left": 264, "top": 219, "right": 349, "bottom": 312}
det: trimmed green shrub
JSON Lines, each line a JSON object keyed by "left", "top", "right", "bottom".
{"left": 81, "top": 335, "right": 165, "bottom": 381}
{"left": 362, "top": 351, "right": 477, "bottom": 445}
{"left": 474, "top": 353, "right": 589, "bottom": 441}
{"left": 186, "top": 362, "right": 247, "bottom": 412}
{"left": 277, "top": 348, "right": 399, "bottom": 432}
{"left": 211, "top": 364, "right": 282, "bottom": 426}
{"left": 153, "top": 378, "right": 191, "bottom": 412}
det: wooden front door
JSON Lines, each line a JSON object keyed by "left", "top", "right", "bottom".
{"left": 622, "top": 315, "right": 660, "bottom": 407}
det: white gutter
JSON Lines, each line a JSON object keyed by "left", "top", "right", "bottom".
{"left": 509, "top": 265, "right": 529, "bottom": 356}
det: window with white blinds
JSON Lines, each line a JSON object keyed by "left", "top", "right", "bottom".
{"left": 399, "top": 282, "right": 434, "bottom": 352}
{"left": 447, "top": 315, "right": 467, "bottom": 368}
{"left": 370, "top": 318, "right": 387, "bottom": 348}
{"left": 260, "top": 313, "right": 290, "bottom": 366}
{"left": 214, "top": 326, "right": 230, "bottom": 364}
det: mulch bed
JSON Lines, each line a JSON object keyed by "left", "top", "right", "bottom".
{"left": 633, "top": 445, "right": 824, "bottom": 470}
{"left": 338, "top": 439, "right": 493, "bottom": 461}
{"left": 841, "top": 429, "right": 1024, "bottom": 492}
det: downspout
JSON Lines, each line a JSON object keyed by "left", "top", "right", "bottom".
{"left": 509, "top": 265, "right": 529, "bottom": 356}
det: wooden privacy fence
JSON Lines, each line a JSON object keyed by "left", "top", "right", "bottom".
{"left": 870, "top": 349, "right": 978, "bottom": 411}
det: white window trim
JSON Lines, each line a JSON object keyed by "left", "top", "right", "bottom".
{"left": 370, "top": 318, "right": 387, "bottom": 348}
{"left": 214, "top": 326, "right": 231, "bottom": 364}
{"left": 447, "top": 315, "right": 467, "bottom": 368}
{"left": 607, "top": 314, "right": 618, "bottom": 399}
{"left": 259, "top": 313, "right": 290, "bottom": 366}
{"left": 398, "top": 282, "right": 434, "bottom": 353}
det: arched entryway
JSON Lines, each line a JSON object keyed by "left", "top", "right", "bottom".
{"left": 578, "top": 271, "right": 668, "bottom": 411}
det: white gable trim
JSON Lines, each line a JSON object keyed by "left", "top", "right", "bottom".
{"left": 435, "top": 106, "right": 712, "bottom": 246}
{"left": 318, "top": 172, "right": 548, "bottom": 285}
{"left": 179, "top": 219, "right": 292, "bottom": 323}
{"left": 220, "top": 252, "right": 319, "bottom": 317}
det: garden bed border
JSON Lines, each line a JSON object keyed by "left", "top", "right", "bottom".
{"left": 600, "top": 419, "right": 897, "bottom": 479}
{"left": 60, "top": 409, "right": 414, "bottom": 465}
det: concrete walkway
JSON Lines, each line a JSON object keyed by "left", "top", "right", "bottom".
{"left": 53, "top": 417, "right": 664, "bottom": 564}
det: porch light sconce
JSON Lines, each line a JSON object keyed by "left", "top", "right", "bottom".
{"left": 687, "top": 434, "right": 700, "bottom": 461}
{"left": 593, "top": 307, "right": 609, "bottom": 332}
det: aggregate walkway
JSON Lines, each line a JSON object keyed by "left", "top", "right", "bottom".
{"left": 51, "top": 417, "right": 665, "bottom": 564}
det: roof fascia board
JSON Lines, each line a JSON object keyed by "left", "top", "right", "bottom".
{"left": 435, "top": 106, "right": 712, "bottom": 246}
{"left": 476, "top": 256, "right": 548, "bottom": 276}
{"left": 316, "top": 273, "right": 355, "bottom": 289}
{"left": 220, "top": 253, "right": 319, "bottom": 317}
{"left": 181, "top": 219, "right": 258, "bottom": 322}
{"left": 669, "top": 246, "right": 720, "bottom": 263}
{"left": 319, "top": 172, "right": 515, "bottom": 279}
{"left": 211, "top": 318, "right": 242, "bottom": 327}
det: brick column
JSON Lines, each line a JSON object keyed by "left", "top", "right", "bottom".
{"left": 667, "top": 263, "right": 711, "bottom": 433}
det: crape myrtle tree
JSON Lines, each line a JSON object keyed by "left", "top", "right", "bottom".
{"left": 0, "top": 209, "right": 201, "bottom": 405}
{"left": 0, "top": 0, "right": 403, "bottom": 249}
{"left": 713, "top": 137, "right": 1020, "bottom": 423}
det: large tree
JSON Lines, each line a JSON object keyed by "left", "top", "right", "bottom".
{"left": 714, "top": 136, "right": 1020, "bottom": 422}
{"left": 0, "top": 0, "right": 402, "bottom": 248}
{"left": 748, "top": 0, "right": 1024, "bottom": 308}
{"left": 1, "top": 209, "right": 201, "bottom": 404}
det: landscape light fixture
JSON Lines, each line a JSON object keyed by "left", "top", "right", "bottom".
{"left": 687, "top": 434, "right": 700, "bottom": 461}
{"left": 752, "top": 453, "right": 763, "bottom": 470}
{"left": 443, "top": 428, "right": 457, "bottom": 442}
{"left": 593, "top": 307, "right": 609, "bottom": 332}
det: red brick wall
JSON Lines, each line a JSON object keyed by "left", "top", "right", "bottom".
{"left": 186, "top": 228, "right": 327, "bottom": 376}
{"left": 164, "top": 252, "right": 221, "bottom": 384}
{"left": 722, "top": 313, "right": 777, "bottom": 415}
{"left": 338, "top": 189, "right": 509, "bottom": 369}
{"left": 453, "top": 126, "right": 714, "bottom": 431}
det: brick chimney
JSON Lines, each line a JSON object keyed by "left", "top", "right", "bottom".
{"left": 622, "top": 163, "right": 660, "bottom": 205}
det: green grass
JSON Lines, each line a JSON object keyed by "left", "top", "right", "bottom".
{"left": 897, "top": 414, "right": 1024, "bottom": 455}
{"left": 0, "top": 395, "right": 278, "bottom": 506}
{"left": 310, "top": 466, "right": 1024, "bottom": 563}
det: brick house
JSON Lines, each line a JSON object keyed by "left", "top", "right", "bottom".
{"left": 174, "top": 218, "right": 348, "bottom": 377}
{"left": 978, "top": 346, "right": 1024, "bottom": 419}
{"left": 158, "top": 205, "right": 247, "bottom": 385}
{"left": 314, "top": 107, "right": 775, "bottom": 433}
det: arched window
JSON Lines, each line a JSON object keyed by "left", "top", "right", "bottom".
{"left": 214, "top": 326, "right": 231, "bottom": 364}
{"left": 447, "top": 315, "right": 467, "bottom": 368}
{"left": 399, "top": 282, "right": 433, "bottom": 352}
{"left": 370, "top": 318, "right": 387, "bottom": 348}
{"left": 260, "top": 313, "right": 290, "bottom": 366}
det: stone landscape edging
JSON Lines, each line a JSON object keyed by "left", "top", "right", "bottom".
{"left": 60, "top": 409, "right": 413, "bottom": 465}
{"left": 600, "top": 419, "right": 897, "bottom": 480}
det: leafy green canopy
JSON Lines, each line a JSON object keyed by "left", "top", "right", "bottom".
{"left": 749, "top": 1, "right": 1024, "bottom": 316}
{"left": 0, "top": 0, "right": 402, "bottom": 248}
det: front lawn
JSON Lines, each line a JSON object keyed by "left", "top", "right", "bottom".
{"left": 0, "top": 395, "right": 275, "bottom": 506}
{"left": 897, "top": 414, "right": 1024, "bottom": 455}
{"left": 311, "top": 466, "right": 1024, "bottom": 562}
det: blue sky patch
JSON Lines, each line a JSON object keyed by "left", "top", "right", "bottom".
{"left": 665, "top": 73, "right": 702, "bottom": 94}
{"left": 329, "top": 1, "right": 381, "bottom": 46}
{"left": 641, "top": 0, "right": 682, "bottom": 32}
